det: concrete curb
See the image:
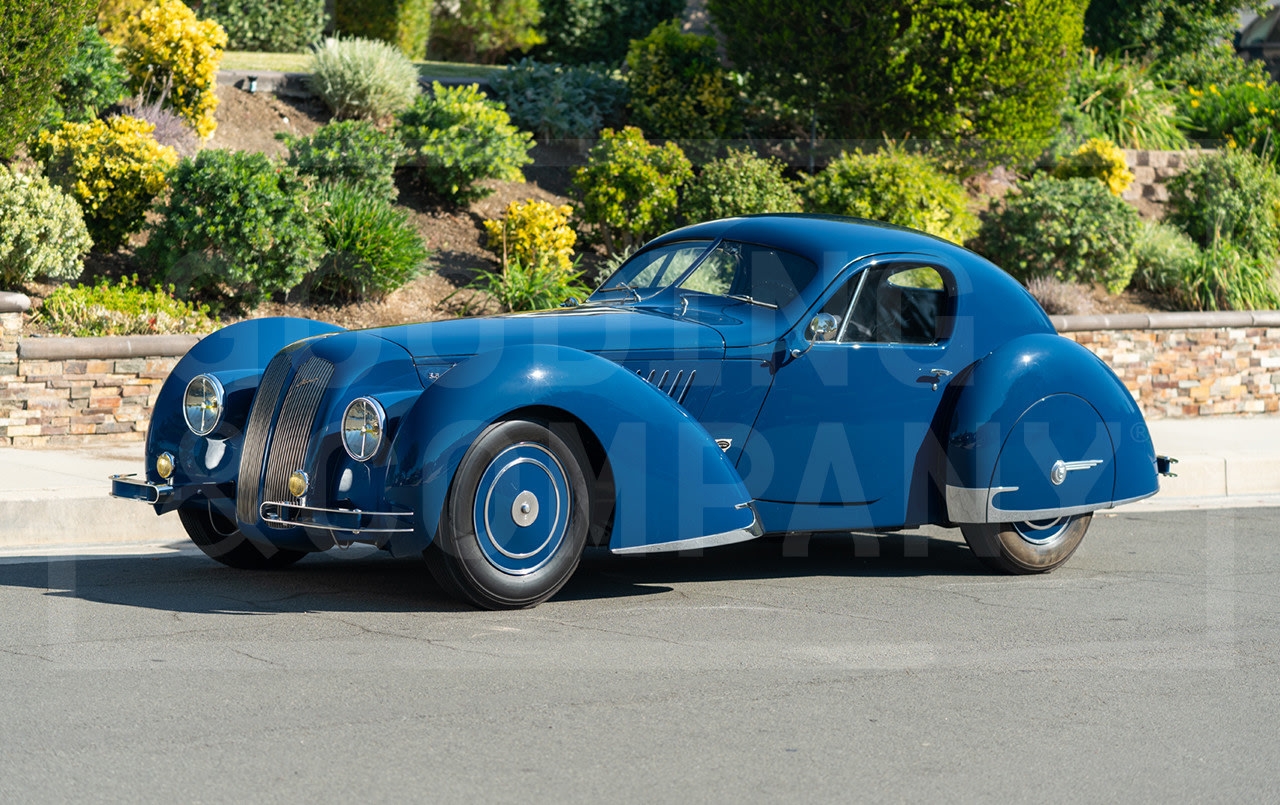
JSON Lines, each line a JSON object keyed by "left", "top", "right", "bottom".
{"left": 217, "top": 68, "right": 493, "bottom": 98}
{"left": 18, "top": 334, "right": 199, "bottom": 360}
{"left": 1051, "top": 310, "right": 1280, "bottom": 332}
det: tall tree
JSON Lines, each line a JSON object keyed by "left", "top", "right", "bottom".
{"left": 0, "top": 0, "right": 99, "bottom": 159}
{"left": 1084, "top": 0, "right": 1265, "bottom": 63}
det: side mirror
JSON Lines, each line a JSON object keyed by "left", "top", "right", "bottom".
{"left": 810, "top": 312, "right": 839, "bottom": 341}
{"left": 791, "top": 313, "right": 840, "bottom": 359}
{"left": 560, "top": 296, "right": 581, "bottom": 308}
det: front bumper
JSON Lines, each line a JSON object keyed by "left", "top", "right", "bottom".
{"left": 260, "top": 501, "right": 415, "bottom": 534}
{"left": 110, "top": 474, "right": 173, "bottom": 505}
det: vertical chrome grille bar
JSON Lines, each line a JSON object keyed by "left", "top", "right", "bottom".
{"left": 236, "top": 351, "right": 296, "bottom": 523}
{"left": 262, "top": 357, "right": 334, "bottom": 527}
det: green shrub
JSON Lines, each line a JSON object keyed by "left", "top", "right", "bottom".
{"left": 0, "top": 166, "right": 92, "bottom": 288}
{"left": 192, "top": 0, "right": 327, "bottom": 52}
{"left": 333, "top": 0, "right": 433, "bottom": 59}
{"left": 397, "top": 82, "right": 534, "bottom": 203}
{"left": 625, "top": 21, "right": 738, "bottom": 142}
{"left": 122, "top": 0, "right": 227, "bottom": 139}
{"left": 535, "top": 0, "right": 683, "bottom": 65}
{"left": 1178, "top": 79, "right": 1280, "bottom": 160}
{"left": 47, "top": 25, "right": 128, "bottom": 127}
{"left": 1131, "top": 219, "right": 1201, "bottom": 295}
{"left": 1154, "top": 43, "right": 1269, "bottom": 91}
{"left": 431, "top": 0, "right": 543, "bottom": 64}
{"left": 0, "top": 0, "right": 98, "bottom": 159}
{"left": 31, "top": 116, "right": 178, "bottom": 252}
{"left": 491, "top": 58, "right": 627, "bottom": 140}
{"left": 142, "top": 149, "right": 322, "bottom": 311}
{"left": 682, "top": 149, "right": 801, "bottom": 224}
{"left": 309, "top": 36, "right": 421, "bottom": 122}
{"left": 281, "top": 120, "right": 404, "bottom": 201}
{"left": 472, "top": 257, "right": 590, "bottom": 312}
{"left": 1166, "top": 149, "right": 1280, "bottom": 259}
{"left": 1084, "top": 0, "right": 1257, "bottom": 65}
{"left": 31, "top": 276, "right": 214, "bottom": 336}
{"left": 707, "top": 0, "right": 1082, "bottom": 166}
{"left": 306, "top": 181, "right": 429, "bottom": 302}
{"left": 802, "top": 148, "right": 977, "bottom": 246}
{"left": 482, "top": 200, "right": 577, "bottom": 274}
{"left": 1053, "top": 138, "right": 1134, "bottom": 196}
{"left": 572, "top": 126, "right": 692, "bottom": 254}
{"left": 1061, "top": 51, "right": 1188, "bottom": 150}
{"left": 1175, "top": 240, "right": 1280, "bottom": 312}
{"left": 977, "top": 174, "right": 1142, "bottom": 295}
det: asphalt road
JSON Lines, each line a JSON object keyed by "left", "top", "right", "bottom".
{"left": 1, "top": 507, "right": 1278, "bottom": 803}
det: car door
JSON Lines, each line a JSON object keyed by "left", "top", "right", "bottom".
{"left": 737, "top": 256, "right": 971, "bottom": 530}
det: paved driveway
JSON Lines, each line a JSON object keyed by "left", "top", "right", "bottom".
{"left": 1, "top": 507, "right": 1276, "bottom": 802}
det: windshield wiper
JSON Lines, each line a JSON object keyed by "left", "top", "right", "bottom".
{"left": 725, "top": 293, "right": 779, "bottom": 310}
{"left": 597, "top": 282, "right": 641, "bottom": 303}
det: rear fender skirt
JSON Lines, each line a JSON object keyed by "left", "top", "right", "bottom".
{"left": 945, "top": 333, "right": 1159, "bottom": 523}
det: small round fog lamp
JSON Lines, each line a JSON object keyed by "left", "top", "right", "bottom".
{"left": 155, "top": 452, "right": 175, "bottom": 480}
{"left": 287, "top": 471, "right": 310, "bottom": 498}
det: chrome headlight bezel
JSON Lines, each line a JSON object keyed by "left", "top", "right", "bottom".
{"left": 183, "top": 374, "right": 225, "bottom": 436}
{"left": 341, "top": 396, "right": 386, "bottom": 462}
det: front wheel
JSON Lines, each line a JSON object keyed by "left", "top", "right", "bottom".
{"left": 178, "top": 504, "right": 306, "bottom": 570}
{"left": 961, "top": 513, "right": 1092, "bottom": 574}
{"left": 425, "top": 417, "right": 592, "bottom": 609}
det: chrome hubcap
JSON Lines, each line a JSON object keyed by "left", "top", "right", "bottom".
{"left": 1012, "top": 517, "right": 1069, "bottom": 546}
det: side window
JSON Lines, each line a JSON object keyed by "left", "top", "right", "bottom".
{"left": 841, "top": 264, "right": 950, "bottom": 345}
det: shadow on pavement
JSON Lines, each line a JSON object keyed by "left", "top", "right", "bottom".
{"left": 0, "top": 529, "right": 985, "bottom": 614}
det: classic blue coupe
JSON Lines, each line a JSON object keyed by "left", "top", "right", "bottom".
{"left": 112, "top": 214, "right": 1171, "bottom": 608}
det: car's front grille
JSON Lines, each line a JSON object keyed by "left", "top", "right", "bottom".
{"left": 261, "top": 358, "right": 333, "bottom": 527}
{"left": 235, "top": 352, "right": 333, "bottom": 527}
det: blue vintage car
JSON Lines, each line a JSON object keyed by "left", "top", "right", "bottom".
{"left": 111, "top": 214, "right": 1171, "bottom": 608}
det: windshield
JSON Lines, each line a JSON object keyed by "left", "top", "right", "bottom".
{"left": 591, "top": 240, "right": 713, "bottom": 302}
{"left": 678, "top": 241, "right": 818, "bottom": 309}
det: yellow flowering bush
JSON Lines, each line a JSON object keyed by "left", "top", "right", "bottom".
{"left": 483, "top": 200, "right": 577, "bottom": 274}
{"left": 98, "top": 0, "right": 156, "bottom": 45}
{"left": 122, "top": 0, "right": 227, "bottom": 139}
{"left": 1053, "top": 137, "right": 1134, "bottom": 196}
{"left": 31, "top": 117, "right": 178, "bottom": 252}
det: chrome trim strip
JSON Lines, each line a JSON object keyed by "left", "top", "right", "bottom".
{"left": 946, "top": 484, "right": 1159, "bottom": 523}
{"left": 259, "top": 500, "right": 415, "bottom": 533}
{"left": 945, "top": 484, "right": 1017, "bottom": 524}
{"left": 110, "top": 474, "right": 173, "bottom": 505}
{"left": 610, "top": 506, "right": 765, "bottom": 555}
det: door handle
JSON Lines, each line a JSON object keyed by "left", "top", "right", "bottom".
{"left": 927, "top": 368, "right": 952, "bottom": 391}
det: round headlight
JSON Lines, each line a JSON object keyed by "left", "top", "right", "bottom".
{"left": 183, "top": 374, "right": 224, "bottom": 436}
{"left": 342, "top": 397, "right": 385, "bottom": 462}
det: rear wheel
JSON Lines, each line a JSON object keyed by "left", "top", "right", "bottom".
{"left": 961, "top": 513, "right": 1092, "bottom": 574}
{"left": 425, "top": 417, "right": 591, "bottom": 609}
{"left": 178, "top": 504, "right": 306, "bottom": 570}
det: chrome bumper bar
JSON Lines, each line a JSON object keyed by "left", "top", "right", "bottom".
{"left": 260, "top": 501, "right": 415, "bottom": 534}
{"left": 110, "top": 474, "right": 173, "bottom": 505}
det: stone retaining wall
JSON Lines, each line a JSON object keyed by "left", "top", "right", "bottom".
{"left": 1120, "top": 149, "right": 1205, "bottom": 218}
{"left": 1, "top": 293, "right": 1278, "bottom": 447}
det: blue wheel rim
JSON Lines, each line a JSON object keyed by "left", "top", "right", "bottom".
{"left": 1012, "top": 517, "right": 1069, "bottom": 546}
{"left": 473, "top": 442, "right": 572, "bottom": 576}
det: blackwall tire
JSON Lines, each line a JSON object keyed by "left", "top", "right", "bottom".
{"left": 425, "top": 417, "right": 591, "bottom": 610}
{"left": 178, "top": 504, "right": 307, "bottom": 570}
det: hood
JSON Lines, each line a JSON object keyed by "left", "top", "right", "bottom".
{"left": 368, "top": 305, "right": 726, "bottom": 361}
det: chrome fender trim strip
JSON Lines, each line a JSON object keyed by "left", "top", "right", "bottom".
{"left": 946, "top": 484, "right": 1159, "bottom": 524}
{"left": 610, "top": 506, "right": 765, "bottom": 555}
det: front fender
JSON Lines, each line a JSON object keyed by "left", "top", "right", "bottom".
{"left": 384, "top": 344, "right": 757, "bottom": 557}
{"left": 945, "top": 333, "right": 1158, "bottom": 523}
{"left": 146, "top": 317, "right": 346, "bottom": 513}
